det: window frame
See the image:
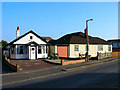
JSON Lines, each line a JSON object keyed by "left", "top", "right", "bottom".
{"left": 74, "top": 45, "right": 79, "bottom": 51}
{"left": 11, "top": 46, "right": 15, "bottom": 54}
{"left": 98, "top": 45, "right": 103, "bottom": 51}
{"left": 46, "top": 46, "right": 48, "bottom": 53}
{"left": 38, "top": 46, "right": 42, "bottom": 54}
{"left": 17, "top": 45, "right": 27, "bottom": 54}
{"left": 30, "top": 36, "right": 33, "bottom": 39}
{"left": 43, "top": 46, "right": 45, "bottom": 54}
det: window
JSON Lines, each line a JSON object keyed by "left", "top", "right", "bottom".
{"left": 23, "top": 46, "right": 27, "bottom": 54}
{"left": 11, "top": 46, "right": 15, "bottom": 54}
{"left": 38, "top": 46, "right": 42, "bottom": 54}
{"left": 46, "top": 46, "right": 48, "bottom": 53}
{"left": 108, "top": 45, "right": 111, "bottom": 51}
{"left": 98, "top": 45, "right": 103, "bottom": 51}
{"left": 43, "top": 46, "right": 45, "bottom": 54}
{"left": 74, "top": 45, "right": 79, "bottom": 51}
{"left": 17, "top": 45, "right": 27, "bottom": 54}
{"left": 30, "top": 36, "right": 33, "bottom": 39}
{"left": 118, "top": 43, "right": 120, "bottom": 47}
{"left": 113, "top": 43, "right": 117, "bottom": 48}
{"left": 20, "top": 46, "right": 23, "bottom": 54}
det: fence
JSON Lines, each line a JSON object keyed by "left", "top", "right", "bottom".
{"left": 112, "top": 52, "right": 120, "bottom": 57}
{"left": 97, "top": 52, "right": 112, "bottom": 60}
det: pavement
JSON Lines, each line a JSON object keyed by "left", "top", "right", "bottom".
{"left": 2, "top": 57, "right": 120, "bottom": 86}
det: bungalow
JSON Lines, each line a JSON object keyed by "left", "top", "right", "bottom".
{"left": 49, "top": 32, "right": 112, "bottom": 59}
{"left": 8, "top": 27, "right": 48, "bottom": 60}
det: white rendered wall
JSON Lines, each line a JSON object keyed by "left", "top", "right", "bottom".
{"left": 55, "top": 45, "right": 57, "bottom": 53}
{"left": 13, "top": 33, "right": 47, "bottom": 45}
{"left": 69, "top": 44, "right": 112, "bottom": 58}
{"left": 37, "top": 45, "right": 48, "bottom": 58}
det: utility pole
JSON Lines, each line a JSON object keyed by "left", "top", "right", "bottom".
{"left": 85, "top": 19, "right": 93, "bottom": 62}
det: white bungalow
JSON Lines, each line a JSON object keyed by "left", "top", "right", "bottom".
{"left": 8, "top": 27, "right": 48, "bottom": 60}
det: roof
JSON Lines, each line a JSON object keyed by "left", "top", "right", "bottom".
{"left": 49, "top": 32, "right": 110, "bottom": 45}
{"left": 9, "top": 30, "right": 47, "bottom": 45}
{"left": 41, "top": 37, "right": 53, "bottom": 42}
{"left": 108, "top": 39, "right": 120, "bottom": 42}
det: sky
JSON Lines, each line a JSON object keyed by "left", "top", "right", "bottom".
{"left": 2, "top": 2, "right": 118, "bottom": 43}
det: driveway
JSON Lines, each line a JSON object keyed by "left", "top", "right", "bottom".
{"left": 10, "top": 59, "right": 60, "bottom": 72}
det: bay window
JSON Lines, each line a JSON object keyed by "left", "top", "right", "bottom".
{"left": 17, "top": 45, "right": 27, "bottom": 54}
{"left": 38, "top": 46, "right": 42, "bottom": 54}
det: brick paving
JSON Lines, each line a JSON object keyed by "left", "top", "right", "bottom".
{"left": 10, "top": 60, "right": 60, "bottom": 72}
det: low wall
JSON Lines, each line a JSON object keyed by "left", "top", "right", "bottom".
{"left": 112, "top": 52, "right": 120, "bottom": 57}
{"left": 3, "top": 55, "right": 20, "bottom": 72}
{"left": 61, "top": 59, "right": 85, "bottom": 65}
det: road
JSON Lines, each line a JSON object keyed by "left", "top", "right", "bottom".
{"left": 3, "top": 60, "right": 119, "bottom": 88}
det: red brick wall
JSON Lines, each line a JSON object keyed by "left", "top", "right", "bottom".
{"left": 3, "top": 55, "right": 20, "bottom": 72}
{"left": 61, "top": 59, "right": 85, "bottom": 65}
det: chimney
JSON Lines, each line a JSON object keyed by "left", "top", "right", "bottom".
{"left": 16, "top": 26, "right": 20, "bottom": 38}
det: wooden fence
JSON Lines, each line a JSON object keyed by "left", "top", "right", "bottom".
{"left": 97, "top": 52, "right": 112, "bottom": 60}
{"left": 112, "top": 52, "right": 120, "bottom": 57}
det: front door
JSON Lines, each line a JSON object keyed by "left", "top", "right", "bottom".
{"left": 30, "top": 47, "right": 36, "bottom": 59}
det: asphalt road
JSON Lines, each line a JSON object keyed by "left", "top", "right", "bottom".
{"left": 3, "top": 60, "right": 119, "bottom": 88}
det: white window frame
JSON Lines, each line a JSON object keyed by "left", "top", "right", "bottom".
{"left": 74, "top": 45, "right": 79, "bottom": 51}
{"left": 98, "top": 45, "right": 103, "bottom": 51}
{"left": 43, "top": 46, "right": 46, "bottom": 54}
{"left": 11, "top": 46, "right": 15, "bottom": 54}
{"left": 38, "top": 46, "right": 42, "bottom": 54}
{"left": 17, "top": 45, "right": 27, "bottom": 54}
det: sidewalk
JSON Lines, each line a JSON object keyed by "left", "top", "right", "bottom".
{"left": 2, "top": 57, "right": 119, "bottom": 86}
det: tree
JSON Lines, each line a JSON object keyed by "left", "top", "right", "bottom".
{"left": 1, "top": 40, "right": 8, "bottom": 48}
